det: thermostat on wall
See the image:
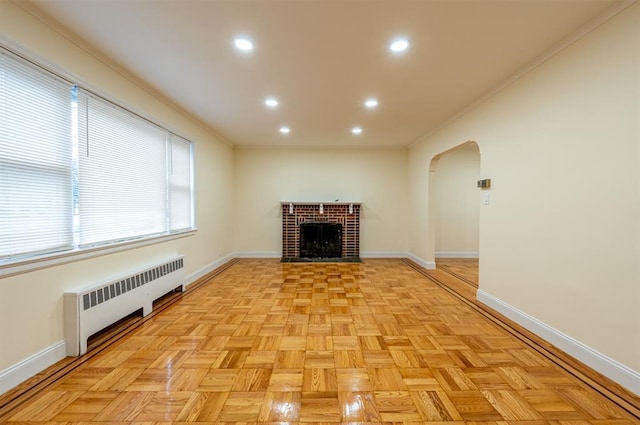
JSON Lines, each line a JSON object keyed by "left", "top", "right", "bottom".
{"left": 477, "top": 179, "right": 491, "bottom": 189}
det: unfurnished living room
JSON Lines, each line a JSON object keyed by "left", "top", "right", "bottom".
{"left": 0, "top": 0, "right": 638, "bottom": 423}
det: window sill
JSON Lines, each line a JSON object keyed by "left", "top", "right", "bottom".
{"left": 0, "top": 229, "right": 197, "bottom": 279}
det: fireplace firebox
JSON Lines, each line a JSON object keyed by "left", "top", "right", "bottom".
{"left": 300, "top": 222, "right": 342, "bottom": 258}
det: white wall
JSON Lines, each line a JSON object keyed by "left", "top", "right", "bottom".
{"left": 0, "top": 1, "right": 234, "bottom": 387}
{"left": 234, "top": 148, "right": 408, "bottom": 256}
{"left": 409, "top": 1, "right": 640, "bottom": 385}
{"left": 433, "top": 144, "right": 480, "bottom": 255}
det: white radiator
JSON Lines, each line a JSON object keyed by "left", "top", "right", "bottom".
{"left": 64, "top": 255, "right": 185, "bottom": 356}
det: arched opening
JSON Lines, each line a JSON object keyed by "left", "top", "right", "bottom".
{"left": 428, "top": 141, "right": 481, "bottom": 288}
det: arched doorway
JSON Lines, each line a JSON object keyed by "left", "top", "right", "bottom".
{"left": 428, "top": 141, "right": 481, "bottom": 287}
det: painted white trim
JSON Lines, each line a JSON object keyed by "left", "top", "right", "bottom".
{"left": 0, "top": 230, "right": 197, "bottom": 279}
{"left": 0, "top": 340, "right": 67, "bottom": 395}
{"left": 233, "top": 251, "right": 414, "bottom": 260}
{"left": 233, "top": 251, "right": 281, "bottom": 259}
{"left": 406, "top": 253, "right": 436, "bottom": 270}
{"left": 360, "top": 251, "right": 408, "bottom": 258}
{"left": 477, "top": 289, "right": 640, "bottom": 396}
{"left": 0, "top": 24, "right": 228, "bottom": 147}
{"left": 0, "top": 253, "right": 236, "bottom": 396}
{"left": 184, "top": 252, "right": 235, "bottom": 288}
{"left": 435, "top": 251, "right": 479, "bottom": 259}
{"left": 409, "top": 0, "right": 636, "bottom": 148}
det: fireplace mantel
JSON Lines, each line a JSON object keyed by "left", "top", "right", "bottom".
{"left": 281, "top": 202, "right": 361, "bottom": 260}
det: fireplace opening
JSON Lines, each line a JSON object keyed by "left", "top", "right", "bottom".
{"left": 300, "top": 222, "right": 342, "bottom": 258}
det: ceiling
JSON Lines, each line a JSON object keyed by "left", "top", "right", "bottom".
{"left": 29, "top": 0, "right": 625, "bottom": 148}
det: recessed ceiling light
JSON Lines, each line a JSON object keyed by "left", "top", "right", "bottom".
{"left": 389, "top": 38, "right": 409, "bottom": 53}
{"left": 234, "top": 38, "right": 254, "bottom": 52}
{"left": 352, "top": 127, "right": 363, "bottom": 135}
{"left": 364, "top": 98, "right": 378, "bottom": 109}
{"left": 265, "top": 98, "right": 278, "bottom": 108}
{"left": 280, "top": 126, "right": 290, "bottom": 134}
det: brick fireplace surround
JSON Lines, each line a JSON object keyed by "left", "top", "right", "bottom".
{"left": 281, "top": 202, "right": 361, "bottom": 259}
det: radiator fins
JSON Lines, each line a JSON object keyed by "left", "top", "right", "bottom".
{"left": 82, "top": 258, "right": 184, "bottom": 311}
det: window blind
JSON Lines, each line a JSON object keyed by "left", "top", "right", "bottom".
{"left": 1, "top": 46, "right": 195, "bottom": 266}
{"left": 76, "top": 90, "right": 169, "bottom": 247}
{"left": 169, "top": 135, "right": 193, "bottom": 231}
{"left": 0, "top": 51, "right": 73, "bottom": 260}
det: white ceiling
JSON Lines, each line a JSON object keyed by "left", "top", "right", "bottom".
{"left": 30, "top": 0, "right": 625, "bottom": 148}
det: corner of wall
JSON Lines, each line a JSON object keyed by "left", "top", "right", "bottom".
{"left": 407, "top": 253, "right": 436, "bottom": 270}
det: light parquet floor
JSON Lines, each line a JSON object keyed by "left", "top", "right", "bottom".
{"left": 2, "top": 259, "right": 637, "bottom": 424}
{"left": 435, "top": 258, "right": 479, "bottom": 288}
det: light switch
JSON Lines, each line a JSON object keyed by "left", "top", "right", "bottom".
{"left": 482, "top": 192, "right": 490, "bottom": 205}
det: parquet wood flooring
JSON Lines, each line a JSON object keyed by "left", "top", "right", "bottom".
{"left": 407, "top": 259, "right": 640, "bottom": 418}
{"left": 1, "top": 259, "right": 638, "bottom": 424}
{"left": 435, "top": 258, "right": 479, "bottom": 288}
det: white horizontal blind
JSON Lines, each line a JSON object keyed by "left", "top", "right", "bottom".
{"left": 169, "top": 135, "right": 193, "bottom": 231}
{"left": 0, "top": 51, "right": 73, "bottom": 260}
{"left": 76, "top": 90, "right": 168, "bottom": 246}
{"left": 1, "top": 47, "right": 195, "bottom": 265}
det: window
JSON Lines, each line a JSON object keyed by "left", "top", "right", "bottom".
{"left": 76, "top": 90, "right": 171, "bottom": 246}
{"left": 0, "top": 51, "right": 74, "bottom": 260}
{"left": 0, "top": 48, "right": 194, "bottom": 267}
{"left": 169, "top": 134, "right": 194, "bottom": 232}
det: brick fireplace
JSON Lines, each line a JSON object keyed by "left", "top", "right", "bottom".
{"left": 281, "top": 202, "right": 361, "bottom": 260}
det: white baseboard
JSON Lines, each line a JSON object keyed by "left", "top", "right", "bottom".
{"left": 0, "top": 253, "right": 239, "bottom": 397}
{"left": 0, "top": 340, "right": 67, "bottom": 396}
{"left": 233, "top": 251, "right": 416, "bottom": 260}
{"left": 234, "top": 251, "right": 411, "bottom": 259}
{"left": 233, "top": 251, "right": 280, "bottom": 258}
{"left": 360, "top": 251, "right": 408, "bottom": 258}
{"left": 406, "top": 253, "right": 436, "bottom": 269}
{"left": 184, "top": 252, "right": 235, "bottom": 288}
{"left": 477, "top": 289, "right": 640, "bottom": 396}
{"left": 435, "top": 251, "right": 479, "bottom": 259}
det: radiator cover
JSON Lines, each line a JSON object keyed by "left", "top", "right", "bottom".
{"left": 64, "top": 256, "right": 185, "bottom": 356}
